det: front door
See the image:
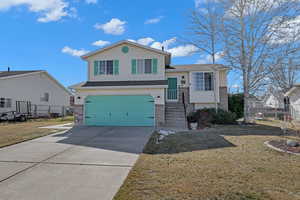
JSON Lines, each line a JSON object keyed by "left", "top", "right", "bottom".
{"left": 167, "top": 78, "right": 178, "bottom": 101}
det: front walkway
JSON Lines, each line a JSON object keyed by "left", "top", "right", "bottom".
{"left": 0, "top": 126, "right": 153, "bottom": 200}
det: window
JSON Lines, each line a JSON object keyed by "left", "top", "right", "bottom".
{"left": 106, "top": 60, "right": 114, "bottom": 75}
{"left": 192, "top": 72, "right": 214, "bottom": 91}
{"left": 137, "top": 59, "right": 144, "bottom": 74}
{"left": 133, "top": 59, "right": 153, "bottom": 74}
{"left": 41, "top": 93, "right": 49, "bottom": 102}
{"left": 145, "top": 59, "right": 152, "bottom": 74}
{"left": 0, "top": 98, "right": 12, "bottom": 108}
{"left": 96, "top": 60, "right": 118, "bottom": 75}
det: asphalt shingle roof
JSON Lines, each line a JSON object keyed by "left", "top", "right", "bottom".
{"left": 0, "top": 70, "right": 42, "bottom": 78}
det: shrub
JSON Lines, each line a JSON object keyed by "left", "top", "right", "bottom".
{"left": 187, "top": 108, "right": 237, "bottom": 125}
{"left": 228, "top": 93, "right": 244, "bottom": 119}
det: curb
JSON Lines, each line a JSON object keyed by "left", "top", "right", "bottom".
{"left": 264, "top": 141, "right": 300, "bottom": 156}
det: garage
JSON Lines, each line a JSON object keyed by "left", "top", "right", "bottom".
{"left": 84, "top": 95, "right": 155, "bottom": 126}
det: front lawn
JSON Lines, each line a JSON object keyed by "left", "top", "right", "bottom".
{"left": 114, "top": 125, "right": 300, "bottom": 200}
{"left": 0, "top": 116, "right": 73, "bottom": 148}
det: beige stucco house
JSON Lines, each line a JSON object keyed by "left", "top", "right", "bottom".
{"left": 70, "top": 40, "right": 229, "bottom": 127}
{"left": 0, "top": 70, "right": 71, "bottom": 117}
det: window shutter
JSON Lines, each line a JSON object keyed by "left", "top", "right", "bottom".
{"left": 94, "top": 61, "right": 98, "bottom": 76}
{"left": 113, "top": 60, "right": 119, "bottom": 75}
{"left": 152, "top": 58, "right": 158, "bottom": 74}
{"left": 131, "top": 59, "right": 137, "bottom": 74}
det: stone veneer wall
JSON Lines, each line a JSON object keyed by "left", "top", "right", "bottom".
{"left": 155, "top": 104, "right": 165, "bottom": 127}
{"left": 73, "top": 105, "right": 84, "bottom": 125}
{"left": 179, "top": 87, "right": 195, "bottom": 114}
{"left": 219, "top": 87, "right": 228, "bottom": 111}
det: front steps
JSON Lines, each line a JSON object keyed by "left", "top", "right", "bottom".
{"left": 164, "top": 103, "right": 188, "bottom": 129}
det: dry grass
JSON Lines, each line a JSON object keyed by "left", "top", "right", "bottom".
{"left": 0, "top": 116, "right": 73, "bottom": 148}
{"left": 114, "top": 124, "right": 300, "bottom": 200}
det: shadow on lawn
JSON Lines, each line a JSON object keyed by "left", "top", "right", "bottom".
{"left": 143, "top": 124, "right": 285, "bottom": 154}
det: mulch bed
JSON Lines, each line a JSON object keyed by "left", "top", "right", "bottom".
{"left": 269, "top": 140, "right": 300, "bottom": 154}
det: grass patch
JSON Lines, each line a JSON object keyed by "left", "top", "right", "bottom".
{"left": 114, "top": 124, "right": 300, "bottom": 200}
{"left": 0, "top": 116, "right": 73, "bottom": 148}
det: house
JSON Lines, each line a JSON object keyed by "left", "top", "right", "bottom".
{"left": 263, "top": 87, "right": 284, "bottom": 109}
{"left": 0, "top": 70, "right": 71, "bottom": 117}
{"left": 70, "top": 40, "right": 229, "bottom": 127}
{"left": 285, "top": 84, "right": 300, "bottom": 120}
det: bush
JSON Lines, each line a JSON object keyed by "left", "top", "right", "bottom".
{"left": 187, "top": 108, "right": 237, "bottom": 125}
{"left": 228, "top": 93, "right": 244, "bottom": 119}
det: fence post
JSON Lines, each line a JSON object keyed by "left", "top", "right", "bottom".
{"left": 48, "top": 106, "right": 51, "bottom": 118}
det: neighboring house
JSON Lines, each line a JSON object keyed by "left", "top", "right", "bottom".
{"left": 0, "top": 70, "right": 71, "bottom": 117}
{"left": 285, "top": 84, "right": 300, "bottom": 120}
{"left": 263, "top": 88, "right": 284, "bottom": 109}
{"left": 70, "top": 40, "right": 229, "bottom": 127}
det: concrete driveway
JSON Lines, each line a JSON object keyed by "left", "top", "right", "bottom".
{"left": 0, "top": 126, "right": 153, "bottom": 200}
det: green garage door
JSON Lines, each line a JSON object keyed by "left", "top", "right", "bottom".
{"left": 85, "top": 95, "right": 155, "bottom": 126}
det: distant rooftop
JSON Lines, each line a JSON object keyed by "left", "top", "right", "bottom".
{"left": 0, "top": 70, "right": 42, "bottom": 78}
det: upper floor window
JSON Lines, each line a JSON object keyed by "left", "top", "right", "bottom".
{"left": 94, "top": 60, "right": 119, "bottom": 76}
{"left": 192, "top": 72, "right": 214, "bottom": 91}
{"left": 132, "top": 58, "right": 158, "bottom": 75}
{"left": 0, "top": 98, "right": 12, "bottom": 108}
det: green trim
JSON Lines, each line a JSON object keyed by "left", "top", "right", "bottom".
{"left": 94, "top": 61, "right": 98, "bottom": 76}
{"left": 152, "top": 58, "right": 158, "bottom": 74}
{"left": 131, "top": 59, "right": 137, "bottom": 74}
{"left": 113, "top": 60, "right": 119, "bottom": 75}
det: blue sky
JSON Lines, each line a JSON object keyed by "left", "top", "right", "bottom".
{"left": 0, "top": 0, "right": 239, "bottom": 90}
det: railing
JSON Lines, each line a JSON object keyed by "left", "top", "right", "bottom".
{"left": 166, "top": 88, "right": 179, "bottom": 101}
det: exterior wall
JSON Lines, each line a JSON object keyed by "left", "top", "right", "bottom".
{"left": 155, "top": 104, "right": 165, "bottom": 127}
{"left": 0, "top": 73, "right": 70, "bottom": 113}
{"left": 288, "top": 88, "right": 300, "bottom": 120}
{"left": 165, "top": 71, "right": 189, "bottom": 88}
{"left": 73, "top": 105, "right": 84, "bottom": 125}
{"left": 194, "top": 103, "right": 216, "bottom": 110}
{"left": 219, "top": 70, "right": 227, "bottom": 87}
{"left": 74, "top": 88, "right": 165, "bottom": 105}
{"left": 86, "top": 43, "right": 165, "bottom": 82}
{"left": 219, "top": 87, "right": 228, "bottom": 111}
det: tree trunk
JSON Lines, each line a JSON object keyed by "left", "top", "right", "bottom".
{"left": 243, "top": 70, "right": 251, "bottom": 123}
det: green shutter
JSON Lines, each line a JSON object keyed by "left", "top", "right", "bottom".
{"left": 94, "top": 61, "right": 98, "bottom": 76}
{"left": 152, "top": 58, "right": 158, "bottom": 74}
{"left": 113, "top": 60, "right": 119, "bottom": 75}
{"left": 131, "top": 59, "right": 137, "bottom": 74}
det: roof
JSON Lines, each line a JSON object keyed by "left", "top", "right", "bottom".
{"left": 285, "top": 84, "right": 300, "bottom": 96}
{"left": 82, "top": 80, "right": 168, "bottom": 87}
{"left": 81, "top": 40, "right": 171, "bottom": 60}
{"left": 0, "top": 70, "right": 72, "bottom": 95}
{"left": 0, "top": 70, "right": 42, "bottom": 78}
{"left": 166, "top": 64, "right": 230, "bottom": 72}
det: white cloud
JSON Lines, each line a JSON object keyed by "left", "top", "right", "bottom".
{"left": 85, "top": 0, "right": 97, "bottom": 4}
{"left": 144, "top": 16, "right": 164, "bottom": 24}
{"left": 136, "top": 37, "right": 155, "bottom": 45}
{"left": 92, "top": 40, "right": 111, "bottom": 47}
{"left": 95, "top": 18, "right": 126, "bottom": 35}
{"left": 269, "top": 15, "right": 300, "bottom": 44}
{"left": 196, "top": 51, "right": 223, "bottom": 64}
{"left": 168, "top": 45, "right": 198, "bottom": 57}
{"left": 0, "top": 0, "right": 70, "bottom": 22}
{"left": 150, "top": 37, "right": 177, "bottom": 50}
{"left": 128, "top": 37, "right": 197, "bottom": 58}
{"left": 62, "top": 46, "right": 89, "bottom": 57}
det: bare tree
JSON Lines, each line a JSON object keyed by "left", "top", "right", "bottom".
{"left": 187, "top": 0, "right": 222, "bottom": 64}
{"left": 219, "top": 0, "right": 300, "bottom": 122}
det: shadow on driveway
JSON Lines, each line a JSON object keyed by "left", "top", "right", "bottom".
{"left": 53, "top": 126, "right": 154, "bottom": 154}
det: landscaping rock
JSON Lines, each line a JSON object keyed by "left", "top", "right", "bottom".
{"left": 286, "top": 140, "right": 299, "bottom": 147}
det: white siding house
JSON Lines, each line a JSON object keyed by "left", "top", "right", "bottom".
{"left": 0, "top": 70, "right": 71, "bottom": 116}
{"left": 70, "top": 40, "right": 229, "bottom": 127}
